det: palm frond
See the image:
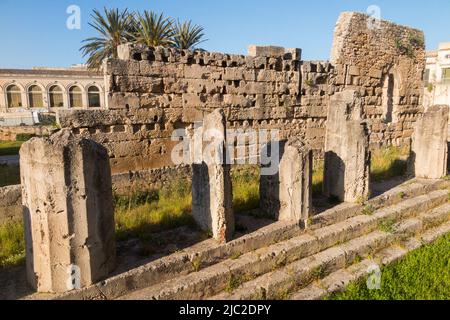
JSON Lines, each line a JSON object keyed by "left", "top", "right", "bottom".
{"left": 131, "top": 11, "right": 174, "bottom": 47}
{"left": 80, "top": 7, "right": 134, "bottom": 69}
{"left": 172, "top": 20, "right": 207, "bottom": 50}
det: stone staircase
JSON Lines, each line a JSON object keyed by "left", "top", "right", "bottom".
{"left": 43, "top": 178, "right": 450, "bottom": 301}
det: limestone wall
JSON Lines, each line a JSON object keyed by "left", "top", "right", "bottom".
{"left": 56, "top": 12, "right": 426, "bottom": 179}
{"left": 331, "top": 12, "right": 426, "bottom": 148}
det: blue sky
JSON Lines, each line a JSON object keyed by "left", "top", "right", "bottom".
{"left": 0, "top": 0, "right": 447, "bottom": 68}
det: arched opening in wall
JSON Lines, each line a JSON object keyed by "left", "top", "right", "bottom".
{"left": 381, "top": 73, "right": 397, "bottom": 123}
{"left": 49, "top": 85, "right": 64, "bottom": 108}
{"left": 69, "top": 86, "right": 83, "bottom": 108}
{"left": 87, "top": 86, "right": 101, "bottom": 108}
{"left": 28, "top": 85, "right": 44, "bottom": 108}
{"left": 6, "top": 84, "right": 22, "bottom": 108}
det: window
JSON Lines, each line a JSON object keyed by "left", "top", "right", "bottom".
{"left": 87, "top": 86, "right": 101, "bottom": 108}
{"left": 69, "top": 86, "right": 83, "bottom": 108}
{"left": 28, "top": 85, "right": 44, "bottom": 108}
{"left": 6, "top": 85, "right": 22, "bottom": 108}
{"left": 49, "top": 85, "right": 64, "bottom": 108}
{"left": 442, "top": 68, "right": 450, "bottom": 83}
{"left": 382, "top": 74, "right": 395, "bottom": 123}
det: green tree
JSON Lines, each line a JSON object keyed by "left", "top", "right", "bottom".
{"left": 131, "top": 11, "right": 174, "bottom": 47}
{"left": 172, "top": 20, "right": 207, "bottom": 50}
{"left": 80, "top": 8, "right": 134, "bottom": 69}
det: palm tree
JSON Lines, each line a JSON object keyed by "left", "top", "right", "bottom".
{"left": 172, "top": 20, "right": 207, "bottom": 50}
{"left": 80, "top": 8, "right": 134, "bottom": 69}
{"left": 131, "top": 11, "right": 174, "bottom": 47}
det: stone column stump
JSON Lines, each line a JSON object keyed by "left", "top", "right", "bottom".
{"left": 410, "top": 105, "right": 449, "bottom": 179}
{"left": 323, "top": 90, "right": 371, "bottom": 203}
{"left": 20, "top": 129, "right": 116, "bottom": 293}
{"left": 192, "top": 109, "right": 234, "bottom": 243}
{"left": 260, "top": 139, "right": 313, "bottom": 226}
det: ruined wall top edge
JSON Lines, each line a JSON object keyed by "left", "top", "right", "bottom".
{"left": 331, "top": 11, "right": 425, "bottom": 66}
{"left": 113, "top": 43, "right": 302, "bottom": 67}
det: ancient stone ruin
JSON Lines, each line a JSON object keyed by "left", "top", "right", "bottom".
{"left": 410, "top": 105, "right": 449, "bottom": 179}
{"left": 323, "top": 90, "right": 371, "bottom": 203}
{"left": 260, "top": 138, "right": 313, "bottom": 225}
{"left": 192, "top": 109, "right": 234, "bottom": 243}
{"left": 20, "top": 130, "right": 116, "bottom": 293}
{"left": 9, "top": 12, "right": 450, "bottom": 299}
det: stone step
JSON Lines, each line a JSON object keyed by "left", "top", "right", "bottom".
{"left": 210, "top": 231, "right": 394, "bottom": 300}
{"left": 53, "top": 179, "right": 448, "bottom": 299}
{"left": 393, "top": 202, "right": 450, "bottom": 239}
{"left": 118, "top": 189, "right": 448, "bottom": 300}
{"left": 311, "top": 179, "right": 450, "bottom": 228}
{"left": 290, "top": 220, "right": 450, "bottom": 300}
{"left": 209, "top": 200, "right": 450, "bottom": 300}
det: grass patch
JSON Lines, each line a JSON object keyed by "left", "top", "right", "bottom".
{"left": 330, "top": 233, "right": 450, "bottom": 300}
{"left": 312, "top": 160, "right": 324, "bottom": 197}
{"left": 225, "top": 275, "right": 242, "bottom": 293}
{"left": 0, "top": 221, "right": 25, "bottom": 268}
{"left": 0, "top": 164, "right": 20, "bottom": 187}
{"left": 114, "top": 179, "right": 194, "bottom": 242}
{"left": 0, "top": 141, "right": 23, "bottom": 156}
{"left": 362, "top": 205, "right": 375, "bottom": 216}
{"left": 231, "top": 166, "right": 260, "bottom": 213}
{"left": 371, "top": 146, "right": 409, "bottom": 182}
{"left": 378, "top": 218, "right": 396, "bottom": 233}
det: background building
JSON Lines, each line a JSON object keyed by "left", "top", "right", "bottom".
{"left": 423, "top": 42, "right": 450, "bottom": 109}
{"left": 0, "top": 65, "right": 105, "bottom": 126}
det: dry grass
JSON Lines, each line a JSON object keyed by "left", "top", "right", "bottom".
{"left": 231, "top": 166, "right": 260, "bottom": 213}
{"left": 0, "top": 221, "right": 25, "bottom": 268}
{"left": 114, "top": 180, "right": 194, "bottom": 242}
{"left": 371, "top": 146, "right": 409, "bottom": 182}
{"left": 0, "top": 141, "right": 23, "bottom": 156}
{"left": 312, "top": 160, "right": 324, "bottom": 197}
{"left": 0, "top": 164, "right": 20, "bottom": 187}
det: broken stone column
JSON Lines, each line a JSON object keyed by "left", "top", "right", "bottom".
{"left": 20, "top": 129, "right": 116, "bottom": 293}
{"left": 410, "top": 105, "right": 449, "bottom": 179}
{"left": 192, "top": 109, "right": 234, "bottom": 243}
{"left": 323, "top": 90, "right": 371, "bottom": 203}
{"left": 260, "top": 139, "right": 313, "bottom": 226}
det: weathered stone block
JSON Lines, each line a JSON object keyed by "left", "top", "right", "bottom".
{"left": 0, "top": 185, "right": 22, "bottom": 224}
{"left": 20, "top": 130, "right": 116, "bottom": 293}
{"left": 192, "top": 109, "right": 234, "bottom": 243}
{"left": 410, "top": 105, "right": 449, "bottom": 179}
{"left": 323, "top": 90, "right": 371, "bottom": 203}
{"left": 260, "top": 139, "right": 313, "bottom": 226}
{"left": 248, "top": 45, "right": 301, "bottom": 60}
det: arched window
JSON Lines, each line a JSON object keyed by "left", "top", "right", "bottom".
{"left": 382, "top": 74, "right": 395, "bottom": 123}
{"left": 69, "top": 86, "right": 83, "bottom": 108}
{"left": 49, "top": 85, "right": 64, "bottom": 108}
{"left": 6, "top": 85, "right": 22, "bottom": 108}
{"left": 28, "top": 85, "right": 44, "bottom": 108}
{"left": 87, "top": 86, "right": 101, "bottom": 108}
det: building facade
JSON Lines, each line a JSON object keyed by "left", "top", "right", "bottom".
{"left": 423, "top": 42, "right": 450, "bottom": 109}
{"left": 0, "top": 66, "right": 106, "bottom": 126}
